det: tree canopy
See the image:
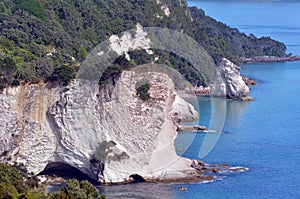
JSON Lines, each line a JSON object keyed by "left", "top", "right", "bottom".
{"left": 0, "top": 0, "right": 287, "bottom": 89}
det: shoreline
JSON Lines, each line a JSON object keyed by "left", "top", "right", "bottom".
{"left": 41, "top": 161, "right": 248, "bottom": 187}
{"left": 239, "top": 55, "right": 300, "bottom": 64}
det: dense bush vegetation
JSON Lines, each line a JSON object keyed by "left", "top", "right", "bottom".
{"left": 0, "top": 163, "right": 106, "bottom": 199}
{"left": 51, "top": 179, "right": 102, "bottom": 199}
{"left": 99, "top": 55, "right": 137, "bottom": 86}
{"left": 136, "top": 83, "right": 151, "bottom": 101}
{"left": 188, "top": 6, "right": 286, "bottom": 63}
{"left": 48, "top": 64, "right": 76, "bottom": 86}
{"left": 0, "top": 163, "right": 42, "bottom": 198}
{"left": 13, "top": 0, "right": 45, "bottom": 20}
{"left": 0, "top": 0, "right": 287, "bottom": 89}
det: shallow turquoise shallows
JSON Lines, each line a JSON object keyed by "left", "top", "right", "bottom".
{"left": 100, "top": 1, "right": 300, "bottom": 198}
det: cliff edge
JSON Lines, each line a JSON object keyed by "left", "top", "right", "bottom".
{"left": 0, "top": 71, "right": 199, "bottom": 184}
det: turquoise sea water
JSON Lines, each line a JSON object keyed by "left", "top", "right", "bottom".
{"left": 100, "top": 1, "right": 300, "bottom": 198}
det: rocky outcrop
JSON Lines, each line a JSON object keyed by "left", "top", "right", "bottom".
{"left": 242, "top": 76, "right": 256, "bottom": 86}
{"left": 194, "top": 86, "right": 210, "bottom": 96}
{"left": 193, "top": 58, "right": 252, "bottom": 100}
{"left": 0, "top": 71, "right": 201, "bottom": 184}
{"left": 177, "top": 125, "right": 207, "bottom": 132}
{"left": 171, "top": 94, "right": 198, "bottom": 122}
{"left": 211, "top": 58, "right": 252, "bottom": 100}
{"left": 239, "top": 55, "right": 300, "bottom": 63}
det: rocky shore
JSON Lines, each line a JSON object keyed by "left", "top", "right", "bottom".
{"left": 149, "top": 160, "right": 248, "bottom": 184}
{"left": 239, "top": 55, "right": 300, "bottom": 63}
{"left": 177, "top": 125, "right": 222, "bottom": 133}
{"left": 177, "top": 125, "right": 226, "bottom": 134}
{"left": 177, "top": 125, "right": 207, "bottom": 132}
{"left": 193, "top": 75, "right": 256, "bottom": 96}
{"left": 38, "top": 160, "right": 248, "bottom": 186}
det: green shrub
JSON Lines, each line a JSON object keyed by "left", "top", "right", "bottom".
{"left": 99, "top": 65, "right": 122, "bottom": 86}
{"left": 52, "top": 179, "right": 100, "bottom": 199}
{"left": 136, "top": 83, "right": 151, "bottom": 101}
{"left": 0, "top": 0, "right": 287, "bottom": 89}
{"left": 0, "top": 163, "right": 105, "bottom": 199}
{"left": 80, "top": 180, "right": 99, "bottom": 199}
{"left": 77, "top": 46, "right": 88, "bottom": 61}
{"left": 0, "top": 84, "right": 5, "bottom": 91}
{"left": 11, "top": 79, "right": 20, "bottom": 86}
{"left": 99, "top": 194, "right": 106, "bottom": 199}
{"left": 98, "top": 55, "right": 138, "bottom": 86}
{"left": 48, "top": 65, "right": 75, "bottom": 86}
{"left": 0, "top": 163, "right": 28, "bottom": 195}
{"left": 0, "top": 56, "right": 18, "bottom": 84}
{"left": 14, "top": 0, "right": 45, "bottom": 20}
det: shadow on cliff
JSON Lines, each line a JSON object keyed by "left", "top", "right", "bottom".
{"left": 38, "top": 162, "right": 99, "bottom": 184}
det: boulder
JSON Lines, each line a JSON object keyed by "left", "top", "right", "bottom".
{"left": 171, "top": 94, "right": 199, "bottom": 122}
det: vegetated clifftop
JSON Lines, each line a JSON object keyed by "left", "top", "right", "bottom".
{"left": 0, "top": 0, "right": 256, "bottom": 184}
{"left": 188, "top": 6, "right": 287, "bottom": 63}
{"left": 0, "top": 2, "right": 255, "bottom": 183}
{"left": 0, "top": 0, "right": 287, "bottom": 89}
{"left": 0, "top": 56, "right": 250, "bottom": 184}
{"left": 0, "top": 71, "right": 201, "bottom": 184}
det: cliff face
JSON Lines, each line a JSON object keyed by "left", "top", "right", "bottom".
{"left": 211, "top": 58, "right": 250, "bottom": 99}
{"left": 0, "top": 71, "right": 198, "bottom": 183}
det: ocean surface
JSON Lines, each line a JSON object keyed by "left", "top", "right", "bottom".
{"left": 100, "top": 1, "right": 300, "bottom": 198}
{"left": 188, "top": 0, "right": 300, "bottom": 55}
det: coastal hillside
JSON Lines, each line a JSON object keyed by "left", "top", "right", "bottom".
{"left": 188, "top": 6, "right": 286, "bottom": 62}
{"left": 0, "top": 0, "right": 286, "bottom": 89}
{"left": 0, "top": 0, "right": 284, "bottom": 194}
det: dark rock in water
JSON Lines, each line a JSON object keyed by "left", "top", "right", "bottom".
{"left": 219, "top": 164, "right": 230, "bottom": 168}
{"left": 212, "top": 168, "right": 221, "bottom": 173}
{"left": 241, "top": 96, "right": 254, "bottom": 101}
{"left": 191, "top": 160, "right": 205, "bottom": 171}
{"left": 177, "top": 125, "right": 207, "bottom": 132}
{"left": 191, "top": 160, "right": 248, "bottom": 175}
{"left": 242, "top": 76, "right": 257, "bottom": 86}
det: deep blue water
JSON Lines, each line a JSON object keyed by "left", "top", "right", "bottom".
{"left": 174, "top": 61, "right": 300, "bottom": 199}
{"left": 188, "top": 0, "right": 300, "bottom": 55}
{"left": 100, "top": 1, "right": 300, "bottom": 198}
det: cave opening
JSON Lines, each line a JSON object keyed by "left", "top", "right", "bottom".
{"left": 129, "top": 174, "right": 146, "bottom": 183}
{"left": 38, "top": 162, "right": 99, "bottom": 184}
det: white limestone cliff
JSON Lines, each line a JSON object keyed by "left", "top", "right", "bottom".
{"left": 211, "top": 58, "right": 251, "bottom": 99}
{"left": 0, "top": 71, "right": 198, "bottom": 183}
{"left": 171, "top": 95, "right": 198, "bottom": 122}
